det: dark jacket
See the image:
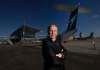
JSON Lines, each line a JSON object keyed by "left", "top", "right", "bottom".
{"left": 42, "top": 36, "right": 67, "bottom": 66}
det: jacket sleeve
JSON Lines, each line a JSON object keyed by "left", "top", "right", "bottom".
{"left": 58, "top": 35, "right": 67, "bottom": 53}
{"left": 42, "top": 39, "right": 56, "bottom": 61}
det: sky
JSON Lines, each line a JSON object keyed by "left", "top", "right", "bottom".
{"left": 0, "top": 0, "right": 100, "bottom": 37}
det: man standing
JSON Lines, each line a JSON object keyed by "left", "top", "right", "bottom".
{"left": 42, "top": 24, "right": 67, "bottom": 70}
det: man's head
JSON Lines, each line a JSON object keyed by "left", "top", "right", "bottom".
{"left": 48, "top": 24, "right": 58, "bottom": 41}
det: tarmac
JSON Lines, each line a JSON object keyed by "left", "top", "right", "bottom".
{"left": 0, "top": 39, "right": 100, "bottom": 70}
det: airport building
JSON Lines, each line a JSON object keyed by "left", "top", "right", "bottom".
{"left": 10, "top": 25, "right": 40, "bottom": 44}
{"left": 10, "top": 25, "right": 40, "bottom": 38}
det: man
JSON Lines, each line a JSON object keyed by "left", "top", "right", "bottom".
{"left": 42, "top": 24, "right": 67, "bottom": 70}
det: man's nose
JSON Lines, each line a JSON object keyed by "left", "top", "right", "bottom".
{"left": 51, "top": 31, "right": 54, "bottom": 34}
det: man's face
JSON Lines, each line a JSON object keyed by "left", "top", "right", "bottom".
{"left": 49, "top": 25, "right": 58, "bottom": 39}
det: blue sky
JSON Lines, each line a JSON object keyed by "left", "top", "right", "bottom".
{"left": 0, "top": 0, "right": 100, "bottom": 37}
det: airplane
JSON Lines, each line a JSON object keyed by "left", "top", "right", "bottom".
{"left": 61, "top": 5, "right": 78, "bottom": 43}
{"left": 76, "top": 32, "right": 94, "bottom": 40}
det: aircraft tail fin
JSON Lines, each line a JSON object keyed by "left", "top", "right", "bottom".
{"left": 61, "top": 5, "right": 79, "bottom": 42}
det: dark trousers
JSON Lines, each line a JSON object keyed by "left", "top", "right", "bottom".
{"left": 43, "top": 63, "right": 65, "bottom": 70}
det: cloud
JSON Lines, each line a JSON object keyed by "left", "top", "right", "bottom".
{"left": 78, "top": 7, "right": 92, "bottom": 14}
{"left": 54, "top": 4, "right": 92, "bottom": 14}
{"left": 92, "top": 14, "right": 99, "bottom": 18}
{"left": 55, "top": 4, "right": 73, "bottom": 12}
